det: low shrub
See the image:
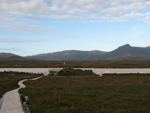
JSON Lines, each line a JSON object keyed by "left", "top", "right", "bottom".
{"left": 57, "top": 68, "right": 97, "bottom": 76}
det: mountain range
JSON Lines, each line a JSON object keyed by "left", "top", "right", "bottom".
{"left": 1, "top": 44, "right": 150, "bottom": 61}
{"left": 0, "top": 53, "right": 25, "bottom": 60}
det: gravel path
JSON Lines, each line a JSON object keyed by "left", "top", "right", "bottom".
{"left": 0, "top": 76, "right": 43, "bottom": 113}
{"left": 0, "top": 89, "right": 24, "bottom": 113}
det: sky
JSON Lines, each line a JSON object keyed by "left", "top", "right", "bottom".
{"left": 0, "top": 0, "right": 150, "bottom": 56}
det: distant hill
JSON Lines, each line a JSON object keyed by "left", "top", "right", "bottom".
{"left": 102, "top": 44, "right": 150, "bottom": 60}
{"left": 27, "top": 44, "right": 150, "bottom": 61}
{"left": 0, "top": 53, "right": 25, "bottom": 60}
{"left": 1, "top": 44, "right": 150, "bottom": 61}
{"left": 27, "top": 50, "right": 106, "bottom": 61}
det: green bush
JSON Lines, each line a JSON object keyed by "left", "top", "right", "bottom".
{"left": 57, "top": 68, "right": 97, "bottom": 76}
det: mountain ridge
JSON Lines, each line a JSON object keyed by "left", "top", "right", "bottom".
{"left": 27, "top": 50, "right": 106, "bottom": 61}
{"left": 1, "top": 44, "right": 150, "bottom": 61}
{"left": 101, "top": 44, "right": 150, "bottom": 60}
{"left": 27, "top": 44, "right": 150, "bottom": 61}
{"left": 0, "top": 52, "right": 25, "bottom": 60}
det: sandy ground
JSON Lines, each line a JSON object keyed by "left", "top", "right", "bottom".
{"left": 0, "top": 76, "right": 43, "bottom": 113}
{"left": 1, "top": 68, "right": 150, "bottom": 76}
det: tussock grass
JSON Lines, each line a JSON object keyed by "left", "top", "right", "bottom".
{"left": 0, "top": 72, "right": 41, "bottom": 97}
{"left": 21, "top": 75, "right": 150, "bottom": 113}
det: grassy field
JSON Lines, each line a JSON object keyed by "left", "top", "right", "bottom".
{"left": 1, "top": 60, "right": 150, "bottom": 68}
{"left": 0, "top": 72, "right": 41, "bottom": 98}
{"left": 21, "top": 75, "right": 150, "bottom": 113}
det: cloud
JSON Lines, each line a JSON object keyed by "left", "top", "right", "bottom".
{"left": 0, "top": 0, "right": 149, "bottom": 21}
{"left": 0, "top": 38, "right": 43, "bottom": 43}
{"left": 0, "top": 0, "right": 149, "bottom": 31}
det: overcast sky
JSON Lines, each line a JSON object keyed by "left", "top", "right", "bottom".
{"left": 0, "top": 0, "right": 150, "bottom": 56}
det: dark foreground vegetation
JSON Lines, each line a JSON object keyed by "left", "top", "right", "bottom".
{"left": 0, "top": 72, "right": 42, "bottom": 98}
{"left": 21, "top": 74, "right": 150, "bottom": 113}
{"left": 103, "top": 73, "right": 150, "bottom": 76}
{"left": 1, "top": 60, "right": 150, "bottom": 68}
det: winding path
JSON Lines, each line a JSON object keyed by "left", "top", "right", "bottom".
{"left": 0, "top": 76, "right": 43, "bottom": 113}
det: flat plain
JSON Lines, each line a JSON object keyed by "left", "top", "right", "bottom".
{"left": 1, "top": 60, "right": 150, "bottom": 68}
